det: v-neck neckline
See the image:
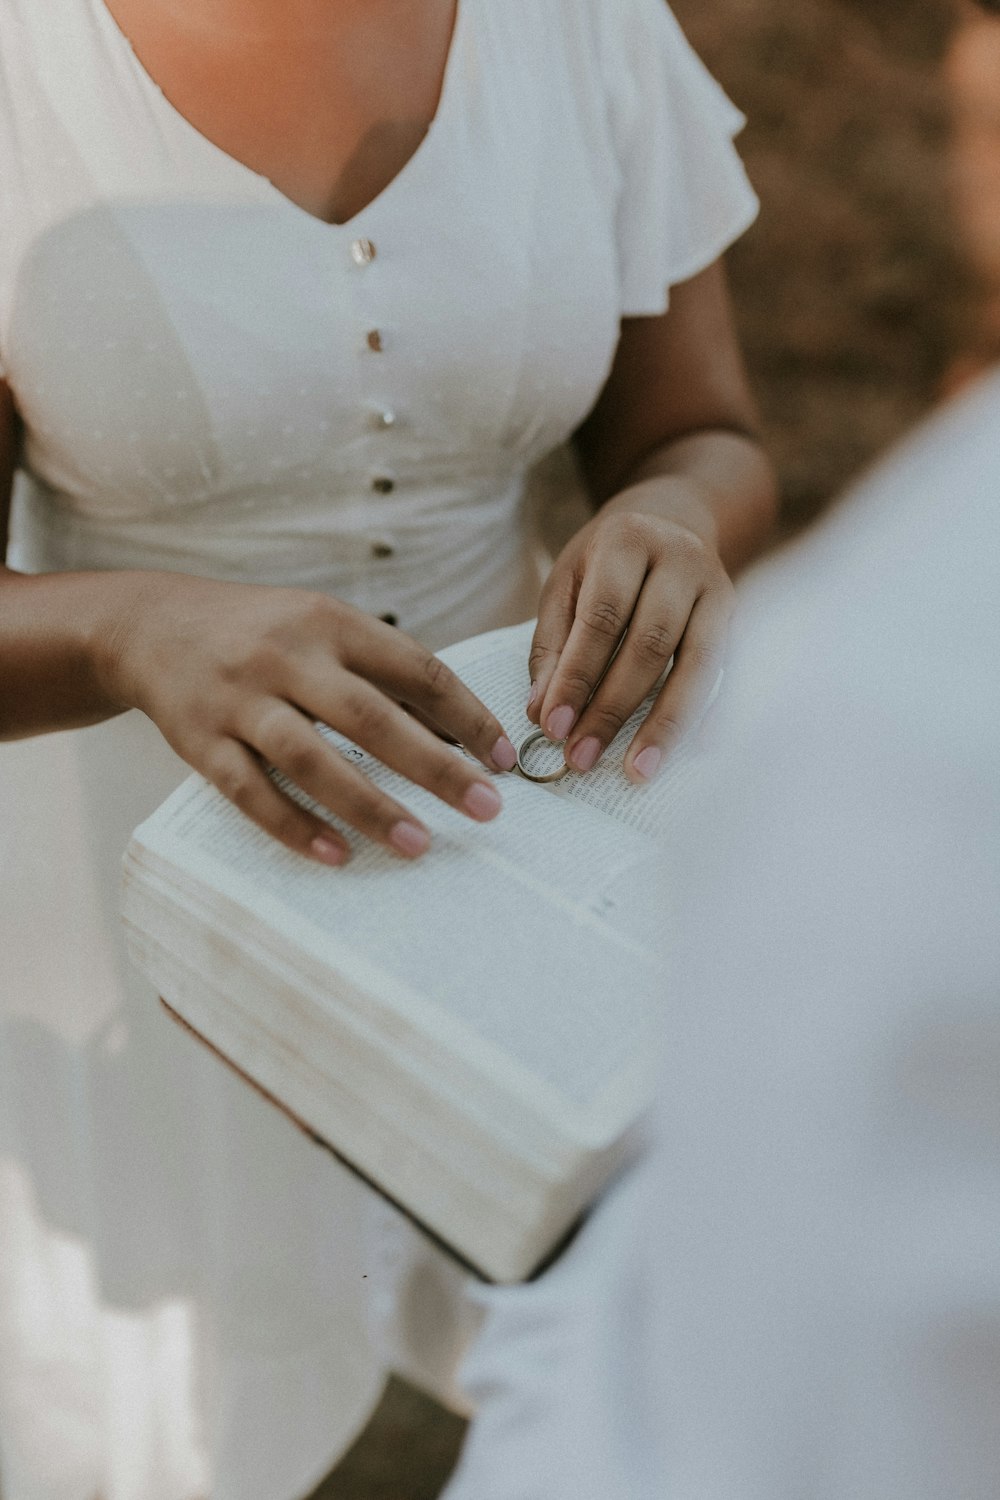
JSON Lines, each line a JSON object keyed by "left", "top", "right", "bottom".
{"left": 91, "top": 0, "right": 467, "bottom": 231}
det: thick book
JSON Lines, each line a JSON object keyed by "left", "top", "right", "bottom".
{"left": 122, "top": 621, "right": 702, "bottom": 1283}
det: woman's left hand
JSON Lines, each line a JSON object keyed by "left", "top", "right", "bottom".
{"left": 526, "top": 478, "right": 734, "bottom": 783}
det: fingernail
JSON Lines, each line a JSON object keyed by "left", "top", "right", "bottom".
{"left": 545, "top": 705, "right": 576, "bottom": 741}
{"left": 526, "top": 682, "right": 538, "bottom": 711}
{"left": 568, "top": 736, "right": 601, "bottom": 772}
{"left": 464, "top": 781, "right": 503, "bottom": 821}
{"left": 632, "top": 747, "right": 663, "bottom": 783}
{"left": 389, "top": 821, "right": 431, "bottom": 858}
{"left": 311, "top": 835, "right": 347, "bottom": 866}
{"left": 491, "top": 735, "right": 517, "bottom": 772}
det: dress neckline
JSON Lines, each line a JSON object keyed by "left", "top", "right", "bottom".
{"left": 89, "top": 0, "right": 467, "bottom": 231}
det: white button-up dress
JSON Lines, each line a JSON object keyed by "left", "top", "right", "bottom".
{"left": 0, "top": 1, "right": 757, "bottom": 1496}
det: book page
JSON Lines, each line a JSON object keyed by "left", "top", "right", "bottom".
{"left": 138, "top": 754, "right": 665, "bottom": 1108}
{"left": 441, "top": 622, "right": 707, "bottom": 840}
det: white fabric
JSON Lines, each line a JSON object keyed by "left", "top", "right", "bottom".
{"left": 444, "top": 369, "right": 1000, "bottom": 1499}
{"left": 0, "top": 1, "right": 757, "bottom": 1495}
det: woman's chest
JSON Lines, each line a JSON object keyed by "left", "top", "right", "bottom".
{"left": 3, "top": 3, "right": 625, "bottom": 516}
{"left": 99, "top": 0, "right": 460, "bottom": 228}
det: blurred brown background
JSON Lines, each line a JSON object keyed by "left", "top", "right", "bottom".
{"left": 309, "top": 2, "right": 1000, "bottom": 1496}
{"left": 678, "top": 0, "right": 1000, "bottom": 530}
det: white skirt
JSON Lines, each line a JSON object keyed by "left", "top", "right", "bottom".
{"left": 0, "top": 708, "right": 392, "bottom": 1500}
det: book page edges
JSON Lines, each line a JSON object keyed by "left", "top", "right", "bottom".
{"left": 122, "top": 839, "right": 653, "bottom": 1278}
{"left": 122, "top": 881, "right": 640, "bottom": 1283}
{"left": 124, "top": 832, "right": 649, "bottom": 1147}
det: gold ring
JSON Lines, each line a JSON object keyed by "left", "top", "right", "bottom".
{"left": 515, "top": 728, "right": 571, "bottom": 783}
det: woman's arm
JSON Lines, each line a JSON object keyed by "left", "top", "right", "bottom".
{"left": 0, "top": 380, "right": 517, "bottom": 864}
{"left": 527, "top": 261, "right": 778, "bottom": 779}
{"left": 572, "top": 261, "right": 776, "bottom": 571}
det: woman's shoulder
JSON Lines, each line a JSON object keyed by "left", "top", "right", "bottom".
{"left": 516, "top": 0, "right": 732, "bottom": 137}
{"left": 520, "top": 0, "right": 757, "bottom": 317}
{"left": 520, "top": 0, "right": 745, "bottom": 146}
{"left": 528, "top": 0, "right": 690, "bottom": 65}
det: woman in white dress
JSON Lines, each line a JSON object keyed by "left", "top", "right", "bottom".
{"left": 0, "top": 1, "right": 775, "bottom": 1495}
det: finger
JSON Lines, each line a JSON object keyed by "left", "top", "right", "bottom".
{"left": 562, "top": 570, "right": 689, "bottom": 772}
{"left": 338, "top": 623, "right": 517, "bottom": 773}
{"left": 537, "top": 548, "right": 647, "bottom": 743}
{"left": 249, "top": 701, "right": 437, "bottom": 858}
{"left": 254, "top": 681, "right": 503, "bottom": 834}
{"left": 624, "top": 589, "right": 733, "bottom": 783}
{"left": 525, "top": 566, "right": 581, "bottom": 725}
{"left": 305, "top": 676, "right": 507, "bottom": 824}
{"left": 402, "top": 704, "right": 459, "bottom": 745}
{"left": 203, "top": 740, "right": 352, "bottom": 866}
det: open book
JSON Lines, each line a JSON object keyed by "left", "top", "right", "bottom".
{"left": 122, "top": 621, "right": 703, "bottom": 1283}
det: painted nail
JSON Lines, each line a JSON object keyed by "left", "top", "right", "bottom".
{"left": 526, "top": 681, "right": 538, "bottom": 711}
{"left": 545, "top": 705, "right": 576, "bottom": 741}
{"left": 632, "top": 747, "right": 663, "bottom": 783}
{"left": 464, "top": 781, "right": 503, "bottom": 821}
{"left": 491, "top": 735, "right": 518, "bottom": 772}
{"left": 389, "top": 821, "right": 431, "bottom": 858}
{"left": 311, "top": 835, "right": 347, "bottom": 866}
{"left": 568, "top": 736, "right": 602, "bottom": 772}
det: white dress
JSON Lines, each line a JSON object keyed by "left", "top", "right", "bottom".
{"left": 0, "top": 2, "right": 757, "bottom": 1496}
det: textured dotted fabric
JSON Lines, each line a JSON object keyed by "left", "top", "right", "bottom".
{"left": 0, "top": 0, "right": 756, "bottom": 648}
{"left": 0, "top": 4, "right": 757, "bottom": 1499}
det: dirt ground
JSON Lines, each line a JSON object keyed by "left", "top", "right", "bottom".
{"left": 304, "top": 3, "right": 1000, "bottom": 1496}
{"left": 306, "top": 1380, "right": 467, "bottom": 1500}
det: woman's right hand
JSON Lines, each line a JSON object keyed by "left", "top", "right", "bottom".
{"left": 99, "top": 573, "right": 518, "bottom": 865}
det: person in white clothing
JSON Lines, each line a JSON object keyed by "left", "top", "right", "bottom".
{"left": 0, "top": 2, "right": 776, "bottom": 1497}
{"left": 443, "top": 367, "right": 1000, "bottom": 1500}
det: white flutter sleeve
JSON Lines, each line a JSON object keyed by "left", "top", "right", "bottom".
{"left": 599, "top": 0, "right": 759, "bottom": 315}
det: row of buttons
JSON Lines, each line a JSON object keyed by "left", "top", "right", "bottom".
{"left": 354, "top": 236, "right": 399, "bottom": 623}
{"left": 354, "top": 238, "right": 397, "bottom": 501}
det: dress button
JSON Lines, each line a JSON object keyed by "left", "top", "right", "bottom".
{"left": 373, "top": 408, "right": 397, "bottom": 430}
{"left": 371, "top": 541, "right": 395, "bottom": 560}
{"left": 371, "top": 476, "right": 395, "bottom": 494}
{"left": 379, "top": 612, "right": 399, "bottom": 626}
{"left": 366, "top": 329, "right": 384, "bottom": 352}
{"left": 350, "top": 237, "right": 377, "bottom": 266}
